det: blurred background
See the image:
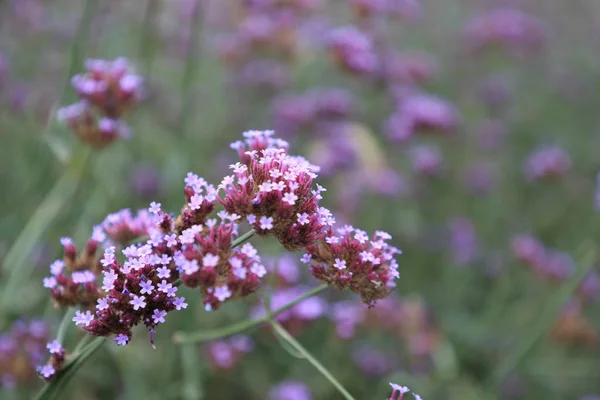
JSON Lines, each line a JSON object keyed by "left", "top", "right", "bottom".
{"left": 2, "top": 0, "right": 600, "bottom": 399}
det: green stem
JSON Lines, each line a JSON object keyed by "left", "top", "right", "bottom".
{"left": 56, "top": 308, "right": 75, "bottom": 344}
{"left": 180, "top": 344, "right": 203, "bottom": 400}
{"left": 35, "top": 337, "right": 106, "bottom": 400}
{"left": 485, "top": 243, "right": 598, "bottom": 390}
{"left": 138, "top": 0, "right": 161, "bottom": 77}
{"left": 0, "top": 147, "right": 92, "bottom": 322}
{"left": 231, "top": 229, "right": 256, "bottom": 249}
{"left": 177, "top": 0, "right": 204, "bottom": 136}
{"left": 172, "top": 284, "right": 328, "bottom": 344}
{"left": 271, "top": 321, "right": 356, "bottom": 400}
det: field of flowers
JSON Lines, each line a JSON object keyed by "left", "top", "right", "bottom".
{"left": 2, "top": 0, "right": 600, "bottom": 399}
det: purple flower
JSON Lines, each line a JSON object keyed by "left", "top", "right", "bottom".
{"left": 38, "top": 364, "right": 55, "bottom": 379}
{"left": 114, "top": 334, "right": 129, "bottom": 346}
{"left": 139, "top": 280, "right": 155, "bottom": 295}
{"left": 214, "top": 285, "right": 232, "bottom": 302}
{"left": 173, "top": 297, "right": 188, "bottom": 310}
{"left": 96, "top": 297, "right": 110, "bottom": 311}
{"left": 43, "top": 277, "right": 57, "bottom": 288}
{"left": 157, "top": 280, "right": 173, "bottom": 294}
{"left": 152, "top": 309, "right": 167, "bottom": 324}
{"left": 129, "top": 294, "right": 147, "bottom": 310}
{"left": 72, "top": 310, "right": 94, "bottom": 327}
{"left": 260, "top": 216, "right": 274, "bottom": 230}
{"left": 149, "top": 202, "right": 161, "bottom": 214}
{"left": 46, "top": 340, "right": 62, "bottom": 354}
{"left": 156, "top": 266, "right": 171, "bottom": 279}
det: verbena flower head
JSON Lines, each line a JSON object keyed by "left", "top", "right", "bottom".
{"left": 326, "top": 26, "right": 378, "bottom": 75}
{"left": 221, "top": 130, "right": 332, "bottom": 251}
{"left": 409, "top": 145, "right": 443, "bottom": 177}
{"left": 74, "top": 239, "right": 184, "bottom": 346}
{"left": 306, "top": 227, "right": 401, "bottom": 305}
{"left": 44, "top": 235, "right": 103, "bottom": 308}
{"left": 99, "top": 208, "right": 161, "bottom": 245}
{"left": 176, "top": 214, "right": 268, "bottom": 311}
{"left": 523, "top": 145, "right": 571, "bottom": 181}
{"left": 463, "top": 8, "right": 546, "bottom": 54}
{"left": 387, "top": 93, "right": 459, "bottom": 142}
{"left": 0, "top": 320, "right": 48, "bottom": 388}
{"left": 57, "top": 57, "right": 143, "bottom": 149}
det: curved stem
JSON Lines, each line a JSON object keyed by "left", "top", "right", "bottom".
{"left": 56, "top": 308, "right": 75, "bottom": 344}
{"left": 172, "top": 284, "right": 328, "bottom": 344}
{"left": 271, "top": 321, "right": 356, "bottom": 400}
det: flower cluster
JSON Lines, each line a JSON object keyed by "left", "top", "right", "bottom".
{"left": 205, "top": 335, "right": 254, "bottom": 370}
{"left": 0, "top": 320, "right": 48, "bottom": 388}
{"left": 272, "top": 88, "right": 356, "bottom": 136}
{"left": 66, "top": 130, "right": 401, "bottom": 345}
{"left": 409, "top": 145, "right": 443, "bottom": 177}
{"left": 386, "top": 93, "right": 459, "bottom": 143}
{"left": 305, "top": 227, "right": 400, "bottom": 305}
{"left": 326, "top": 26, "right": 378, "bottom": 75}
{"left": 36, "top": 340, "right": 65, "bottom": 381}
{"left": 221, "top": 130, "right": 333, "bottom": 251}
{"left": 176, "top": 215, "right": 268, "bottom": 311}
{"left": 389, "top": 382, "right": 422, "bottom": 400}
{"left": 512, "top": 235, "right": 600, "bottom": 302}
{"left": 44, "top": 236, "right": 102, "bottom": 308}
{"left": 463, "top": 8, "right": 546, "bottom": 54}
{"left": 523, "top": 145, "right": 571, "bottom": 181}
{"left": 72, "top": 229, "right": 189, "bottom": 346}
{"left": 57, "top": 57, "right": 143, "bottom": 149}
{"left": 216, "top": 0, "right": 321, "bottom": 65}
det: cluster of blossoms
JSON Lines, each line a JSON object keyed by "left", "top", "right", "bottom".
{"left": 463, "top": 8, "right": 547, "bottom": 55}
{"left": 326, "top": 26, "right": 378, "bottom": 75}
{"left": 36, "top": 340, "right": 65, "bottom": 381}
{"left": 305, "top": 227, "right": 400, "bottom": 305}
{"left": 216, "top": 0, "right": 321, "bottom": 66}
{"left": 59, "top": 130, "right": 400, "bottom": 347}
{"left": 386, "top": 93, "right": 460, "bottom": 143}
{"left": 523, "top": 145, "right": 571, "bottom": 181}
{"left": 57, "top": 58, "right": 143, "bottom": 149}
{"left": 389, "top": 383, "right": 422, "bottom": 400}
{"left": 511, "top": 235, "right": 600, "bottom": 302}
{"left": 97, "top": 208, "right": 161, "bottom": 246}
{"left": 272, "top": 88, "right": 356, "bottom": 136}
{"left": 409, "top": 145, "right": 443, "bottom": 177}
{"left": 221, "top": 130, "right": 332, "bottom": 251}
{"left": 205, "top": 335, "right": 254, "bottom": 370}
{"left": 0, "top": 320, "right": 48, "bottom": 388}
{"left": 43, "top": 237, "right": 102, "bottom": 308}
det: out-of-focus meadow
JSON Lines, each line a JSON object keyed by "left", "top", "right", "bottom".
{"left": 2, "top": 0, "right": 600, "bottom": 399}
